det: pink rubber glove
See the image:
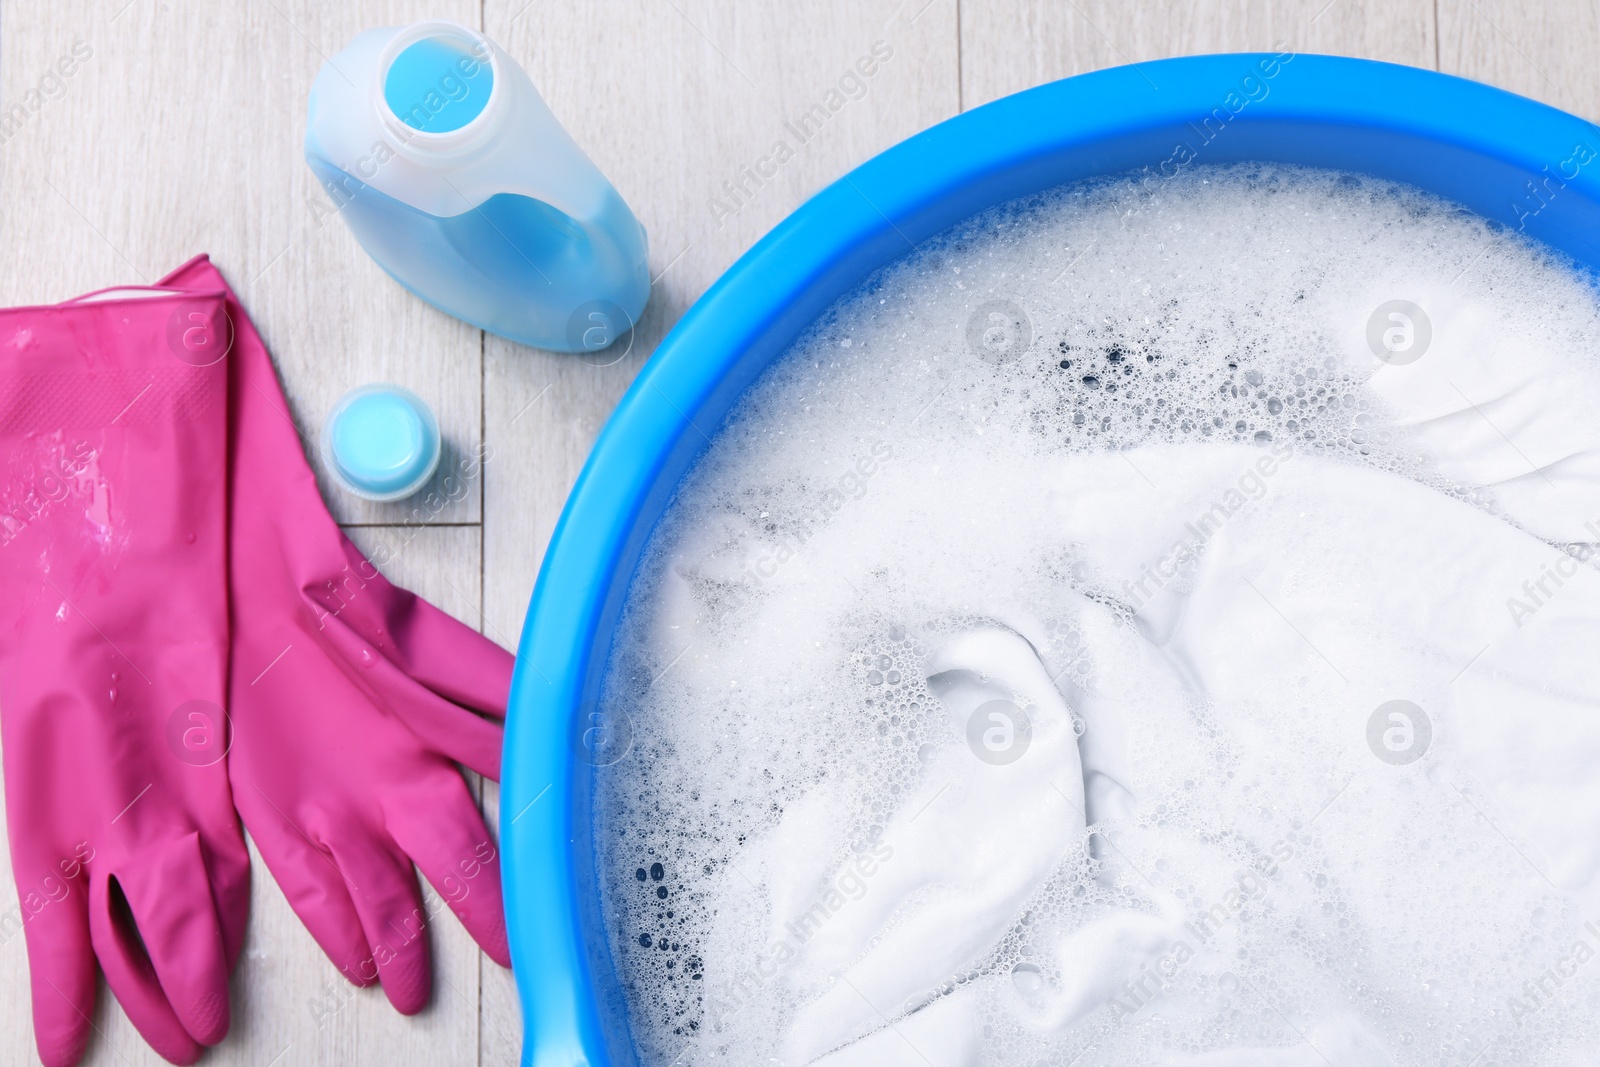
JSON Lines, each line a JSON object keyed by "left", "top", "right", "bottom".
{"left": 0, "top": 289, "right": 249, "bottom": 1065}
{"left": 158, "top": 256, "right": 513, "bottom": 1012}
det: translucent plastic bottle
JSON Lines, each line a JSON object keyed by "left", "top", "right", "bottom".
{"left": 305, "top": 20, "right": 649, "bottom": 352}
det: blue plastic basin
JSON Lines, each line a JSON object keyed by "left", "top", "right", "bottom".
{"left": 501, "top": 53, "right": 1600, "bottom": 1066}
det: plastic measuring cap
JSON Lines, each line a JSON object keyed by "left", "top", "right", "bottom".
{"left": 322, "top": 384, "right": 441, "bottom": 501}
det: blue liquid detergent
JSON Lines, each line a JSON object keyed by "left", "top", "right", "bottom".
{"left": 305, "top": 23, "right": 650, "bottom": 352}
{"left": 383, "top": 37, "right": 492, "bottom": 133}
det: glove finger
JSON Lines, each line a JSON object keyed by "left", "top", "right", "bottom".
{"left": 308, "top": 601, "right": 508, "bottom": 777}
{"left": 321, "top": 533, "right": 513, "bottom": 719}
{"left": 379, "top": 680, "right": 505, "bottom": 781}
{"left": 326, "top": 832, "right": 433, "bottom": 1015}
{"left": 87, "top": 872, "right": 202, "bottom": 1066}
{"left": 115, "top": 833, "right": 232, "bottom": 1046}
{"left": 208, "top": 826, "right": 252, "bottom": 977}
{"left": 316, "top": 607, "right": 506, "bottom": 779}
{"left": 236, "top": 791, "right": 375, "bottom": 988}
{"left": 387, "top": 772, "right": 510, "bottom": 967}
{"left": 18, "top": 876, "right": 95, "bottom": 1067}
{"left": 388, "top": 603, "right": 515, "bottom": 717}
{"left": 362, "top": 557, "right": 515, "bottom": 718}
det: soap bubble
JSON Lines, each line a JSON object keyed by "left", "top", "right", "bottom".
{"left": 1011, "top": 961, "right": 1044, "bottom": 995}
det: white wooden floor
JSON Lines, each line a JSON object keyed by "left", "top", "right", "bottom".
{"left": 0, "top": 0, "right": 1592, "bottom": 1063}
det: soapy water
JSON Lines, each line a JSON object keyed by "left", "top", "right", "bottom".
{"left": 591, "top": 165, "right": 1600, "bottom": 1066}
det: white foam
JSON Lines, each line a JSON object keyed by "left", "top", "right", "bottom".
{"left": 593, "top": 165, "right": 1600, "bottom": 1066}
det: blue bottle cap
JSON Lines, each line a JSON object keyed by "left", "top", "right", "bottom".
{"left": 323, "top": 385, "right": 441, "bottom": 501}
{"left": 383, "top": 33, "right": 495, "bottom": 134}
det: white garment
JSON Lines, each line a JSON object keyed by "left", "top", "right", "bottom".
{"left": 765, "top": 446, "right": 1600, "bottom": 1063}
{"left": 774, "top": 627, "right": 1086, "bottom": 1065}
{"left": 1340, "top": 281, "right": 1600, "bottom": 545}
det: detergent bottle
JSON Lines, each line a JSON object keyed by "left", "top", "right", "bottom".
{"left": 305, "top": 20, "right": 649, "bottom": 352}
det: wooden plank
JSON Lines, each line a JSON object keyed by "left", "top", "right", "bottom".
{"left": 0, "top": 0, "right": 483, "bottom": 526}
{"left": 477, "top": 0, "right": 961, "bottom": 1059}
{"left": 1438, "top": 0, "right": 1600, "bottom": 119}
{"left": 9, "top": 0, "right": 1587, "bottom": 1064}
{"left": 960, "top": 0, "right": 1437, "bottom": 111}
